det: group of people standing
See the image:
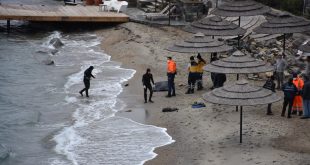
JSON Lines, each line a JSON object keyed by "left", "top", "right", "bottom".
{"left": 264, "top": 54, "right": 310, "bottom": 119}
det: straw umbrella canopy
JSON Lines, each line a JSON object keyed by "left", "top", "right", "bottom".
{"left": 204, "top": 50, "right": 274, "bottom": 74}
{"left": 211, "top": 0, "right": 270, "bottom": 47}
{"left": 203, "top": 79, "right": 281, "bottom": 143}
{"left": 183, "top": 16, "right": 246, "bottom": 37}
{"left": 211, "top": 0, "right": 270, "bottom": 18}
{"left": 166, "top": 33, "right": 233, "bottom": 53}
{"left": 253, "top": 11, "right": 310, "bottom": 55}
{"left": 299, "top": 41, "right": 310, "bottom": 56}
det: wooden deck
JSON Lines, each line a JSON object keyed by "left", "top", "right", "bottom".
{"left": 0, "top": 4, "right": 129, "bottom": 22}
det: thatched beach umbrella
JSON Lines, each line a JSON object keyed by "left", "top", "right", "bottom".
{"left": 211, "top": 0, "right": 270, "bottom": 18}
{"left": 211, "top": 0, "right": 270, "bottom": 47}
{"left": 183, "top": 16, "right": 246, "bottom": 37}
{"left": 203, "top": 79, "right": 281, "bottom": 143}
{"left": 166, "top": 33, "right": 233, "bottom": 53}
{"left": 253, "top": 11, "right": 310, "bottom": 55}
{"left": 299, "top": 41, "right": 310, "bottom": 56}
{"left": 204, "top": 50, "right": 274, "bottom": 75}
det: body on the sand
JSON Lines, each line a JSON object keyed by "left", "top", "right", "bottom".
{"left": 142, "top": 68, "right": 154, "bottom": 103}
{"left": 166, "top": 56, "right": 177, "bottom": 97}
{"left": 79, "top": 66, "right": 95, "bottom": 97}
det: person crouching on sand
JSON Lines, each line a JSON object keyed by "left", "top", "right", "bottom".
{"left": 79, "top": 66, "right": 95, "bottom": 97}
{"left": 166, "top": 57, "right": 177, "bottom": 97}
{"left": 142, "top": 68, "right": 154, "bottom": 103}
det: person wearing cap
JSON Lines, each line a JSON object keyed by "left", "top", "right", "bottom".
{"left": 281, "top": 77, "right": 298, "bottom": 118}
{"left": 263, "top": 73, "right": 276, "bottom": 115}
{"left": 301, "top": 75, "right": 310, "bottom": 119}
{"left": 79, "top": 66, "right": 95, "bottom": 97}
{"left": 166, "top": 57, "right": 177, "bottom": 97}
{"left": 196, "top": 53, "right": 206, "bottom": 90}
{"left": 142, "top": 68, "right": 154, "bottom": 103}
{"left": 186, "top": 56, "right": 199, "bottom": 94}
{"left": 292, "top": 72, "right": 304, "bottom": 116}
{"left": 275, "top": 55, "right": 287, "bottom": 89}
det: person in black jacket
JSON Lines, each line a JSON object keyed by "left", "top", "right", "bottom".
{"left": 263, "top": 74, "right": 276, "bottom": 115}
{"left": 281, "top": 77, "right": 298, "bottom": 118}
{"left": 79, "top": 66, "right": 95, "bottom": 97}
{"left": 301, "top": 75, "right": 310, "bottom": 119}
{"left": 142, "top": 68, "right": 154, "bottom": 103}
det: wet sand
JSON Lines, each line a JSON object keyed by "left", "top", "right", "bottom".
{"left": 98, "top": 22, "right": 310, "bottom": 165}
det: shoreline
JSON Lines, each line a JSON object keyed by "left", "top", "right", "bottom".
{"left": 98, "top": 22, "right": 310, "bottom": 165}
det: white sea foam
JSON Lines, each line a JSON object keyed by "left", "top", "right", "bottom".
{"left": 51, "top": 33, "right": 174, "bottom": 165}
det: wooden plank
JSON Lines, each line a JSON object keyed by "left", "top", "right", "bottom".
{"left": 0, "top": 4, "right": 129, "bottom": 22}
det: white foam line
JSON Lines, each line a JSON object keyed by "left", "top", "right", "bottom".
{"left": 111, "top": 116, "right": 175, "bottom": 165}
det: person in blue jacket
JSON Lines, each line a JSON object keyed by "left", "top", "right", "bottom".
{"left": 281, "top": 77, "right": 298, "bottom": 118}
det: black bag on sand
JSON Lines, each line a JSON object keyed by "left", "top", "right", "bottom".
{"left": 162, "top": 107, "right": 178, "bottom": 112}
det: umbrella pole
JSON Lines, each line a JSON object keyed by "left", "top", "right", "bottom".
{"left": 238, "top": 16, "right": 241, "bottom": 48}
{"left": 283, "top": 34, "right": 286, "bottom": 56}
{"left": 240, "top": 106, "right": 243, "bottom": 143}
{"left": 235, "top": 74, "right": 239, "bottom": 112}
{"left": 168, "top": 0, "right": 171, "bottom": 26}
{"left": 216, "top": 0, "right": 218, "bottom": 8}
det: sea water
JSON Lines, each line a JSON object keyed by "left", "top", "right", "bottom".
{"left": 0, "top": 3, "right": 174, "bottom": 164}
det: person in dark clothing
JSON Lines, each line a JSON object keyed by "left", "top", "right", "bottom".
{"left": 301, "top": 75, "right": 310, "bottom": 119}
{"left": 281, "top": 77, "right": 298, "bottom": 118}
{"left": 210, "top": 53, "right": 219, "bottom": 89}
{"left": 214, "top": 73, "right": 226, "bottom": 88}
{"left": 79, "top": 66, "right": 95, "bottom": 97}
{"left": 263, "top": 74, "right": 276, "bottom": 115}
{"left": 142, "top": 68, "right": 155, "bottom": 103}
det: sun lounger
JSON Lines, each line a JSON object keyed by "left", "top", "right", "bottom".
{"left": 145, "top": 5, "right": 177, "bottom": 21}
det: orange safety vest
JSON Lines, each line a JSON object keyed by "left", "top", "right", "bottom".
{"left": 167, "top": 60, "right": 176, "bottom": 74}
{"left": 293, "top": 77, "right": 304, "bottom": 111}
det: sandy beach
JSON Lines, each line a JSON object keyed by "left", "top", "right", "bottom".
{"left": 98, "top": 22, "right": 310, "bottom": 165}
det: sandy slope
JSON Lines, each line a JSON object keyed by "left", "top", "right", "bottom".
{"left": 97, "top": 22, "right": 310, "bottom": 165}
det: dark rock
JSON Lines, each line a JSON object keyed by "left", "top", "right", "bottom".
{"left": 0, "top": 144, "right": 9, "bottom": 160}
{"left": 43, "top": 59, "right": 54, "bottom": 65}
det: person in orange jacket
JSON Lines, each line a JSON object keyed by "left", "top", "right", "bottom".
{"left": 166, "top": 56, "right": 177, "bottom": 97}
{"left": 292, "top": 72, "right": 304, "bottom": 116}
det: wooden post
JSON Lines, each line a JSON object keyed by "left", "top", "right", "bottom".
{"left": 240, "top": 106, "right": 243, "bottom": 143}
{"left": 7, "top": 20, "right": 10, "bottom": 33}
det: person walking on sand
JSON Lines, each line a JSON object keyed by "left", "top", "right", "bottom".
{"left": 263, "top": 73, "right": 276, "bottom": 115}
{"left": 142, "top": 68, "right": 155, "bottom": 103}
{"left": 186, "top": 56, "right": 199, "bottom": 94}
{"left": 79, "top": 66, "right": 95, "bottom": 97}
{"left": 197, "top": 53, "right": 206, "bottom": 91}
{"left": 166, "top": 56, "right": 177, "bottom": 97}
{"left": 301, "top": 75, "right": 310, "bottom": 119}
{"left": 292, "top": 73, "right": 304, "bottom": 116}
{"left": 281, "top": 77, "right": 298, "bottom": 118}
{"left": 275, "top": 55, "right": 287, "bottom": 89}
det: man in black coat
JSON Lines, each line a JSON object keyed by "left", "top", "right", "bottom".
{"left": 142, "top": 68, "right": 155, "bottom": 103}
{"left": 79, "top": 66, "right": 95, "bottom": 97}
